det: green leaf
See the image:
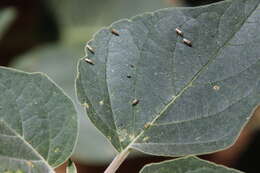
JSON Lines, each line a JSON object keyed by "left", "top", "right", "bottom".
{"left": 140, "top": 156, "right": 243, "bottom": 173}
{"left": 0, "top": 66, "right": 78, "bottom": 173}
{"left": 0, "top": 8, "right": 16, "bottom": 39}
{"left": 11, "top": 44, "right": 117, "bottom": 164}
{"left": 76, "top": 0, "right": 260, "bottom": 156}
{"left": 66, "top": 159, "right": 77, "bottom": 173}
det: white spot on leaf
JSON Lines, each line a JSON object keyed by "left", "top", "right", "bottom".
{"left": 213, "top": 85, "right": 220, "bottom": 91}
{"left": 99, "top": 100, "right": 104, "bottom": 106}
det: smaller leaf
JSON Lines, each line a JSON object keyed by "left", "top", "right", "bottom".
{"left": 140, "top": 156, "right": 243, "bottom": 173}
{"left": 66, "top": 159, "right": 77, "bottom": 173}
{"left": 0, "top": 66, "right": 78, "bottom": 172}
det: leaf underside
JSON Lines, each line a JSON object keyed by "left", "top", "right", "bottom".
{"left": 76, "top": 0, "right": 260, "bottom": 156}
{"left": 140, "top": 156, "right": 243, "bottom": 173}
{"left": 0, "top": 67, "right": 78, "bottom": 173}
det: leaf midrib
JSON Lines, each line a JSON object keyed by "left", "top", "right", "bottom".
{"left": 127, "top": 1, "right": 260, "bottom": 149}
{"left": 104, "top": 33, "right": 125, "bottom": 150}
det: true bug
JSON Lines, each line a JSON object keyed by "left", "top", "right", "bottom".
{"left": 111, "top": 29, "right": 120, "bottom": 36}
{"left": 84, "top": 58, "right": 94, "bottom": 65}
{"left": 175, "top": 28, "right": 183, "bottom": 37}
{"left": 213, "top": 85, "right": 220, "bottom": 91}
{"left": 183, "top": 38, "right": 192, "bottom": 47}
{"left": 86, "top": 44, "right": 95, "bottom": 54}
{"left": 132, "top": 99, "right": 139, "bottom": 106}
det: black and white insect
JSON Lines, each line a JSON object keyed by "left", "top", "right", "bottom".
{"left": 84, "top": 58, "right": 94, "bottom": 65}
{"left": 183, "top": 38, "right": 192, "bottom": 47}
{"left": 132, "top": 99, "right": 139, "bottom": 106}
{"left": 213, "top": 85, "right": 220, "bottom": 91}
{"left": 86, "top": 45, "right": 95, "bottom": 54}
{"left": 111, "top": 29, "right": 120, "bottom": 36}
{"left": 175, "top": 28, "right": 184, "bottom": 37}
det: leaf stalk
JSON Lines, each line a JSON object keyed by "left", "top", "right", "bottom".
{"left": 104, "top": 148, "right": 131, "bottom": 173}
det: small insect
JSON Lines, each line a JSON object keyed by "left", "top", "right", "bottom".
{"left": 183, "top": 38, "right": 192, "bottom": 47}
{"left": 86, "top": 44, "right": 95, "bottom": 54}
{"left": 213, "top": 85, "right": 220, "bottom": 91}
{"left": 127, "top": 75, "right": 132, "bottom": 78}
{"left": 132, "top": 99, "right": 139, "bottom": 106}
{"left": 84, "top": 58, "right": 95, "bottom": 65}
{"left": 130, "top": 64, "right": 134, "bottom": 68}
{"left": 111, "top": 29, "right": 120, "bottom": 36}
{"left": 144, "top": 123, "right": 151, "bottom": 129}
{"left": 175, "top": 28, "right": 183, "bottom": 37}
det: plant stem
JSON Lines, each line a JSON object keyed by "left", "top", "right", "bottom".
{"left": 104, "top": 148, "right": 131, "bottom": 173}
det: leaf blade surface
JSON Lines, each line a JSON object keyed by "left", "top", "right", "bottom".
{"left": 0, "top": 67, "right": 78, "bottom": 172}
{"left": 76, "top": 0, "right": 260, "bottom": 155}
{"left": 140, "top": 156, "right": 243, "bottom": 173}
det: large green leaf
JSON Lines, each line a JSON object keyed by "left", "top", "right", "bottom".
{"left": 0, "top": 8, "right": 16, "bottom": 39}
{"left": 0, "top": 67, "right": 78, "bottom": 172}
{"left": 76, "top": 0, "right": 260, "bottom": 156}
{"left": 140, "top": 156, "right": 243, "bottom": 173}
